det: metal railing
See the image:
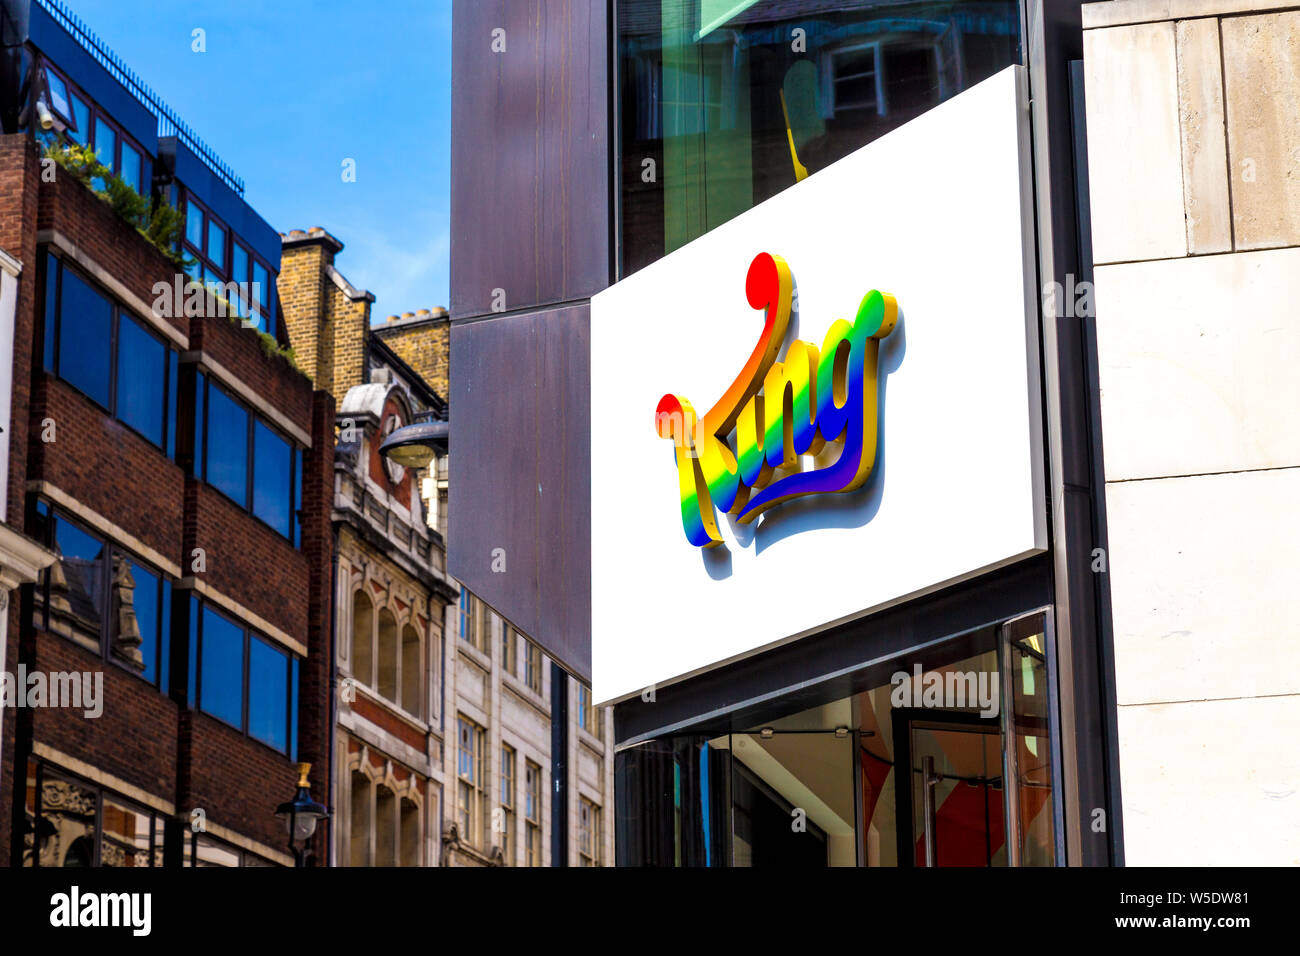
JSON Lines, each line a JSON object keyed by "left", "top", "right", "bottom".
{"left": 36, "top": 0, "right": 245, "bottom": 196}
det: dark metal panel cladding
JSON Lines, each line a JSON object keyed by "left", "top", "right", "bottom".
{"left": 450, "top": 0, "right": 610, "bottom": 319}
{"left": 448, "top": 304, "right": 592, "bottom": 683}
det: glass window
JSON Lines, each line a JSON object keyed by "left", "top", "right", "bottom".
{"left": 252, "top": 420, "right": 292, "bottom": 535}
{"left": 120, "top": 141, "right": 142, "bottom": 194}
{"left": 253, "top": 261, "right": 268, "bottom": 311}
{"left": 524, "top": 761, "right": 542, "bottom": 866}
{"left": 56, "top": 267, "right": 113, "bottom": 407}
{"left": 199, "top": 606, "right": 244, "bottom": 728}
{"left": 616, "top": 0, "right": 1023, "bottom": 275}
{"left": 93, "top": 116, "right": 116, "bottom": 173}
{"left": 48, "top": 516, "right": 105, "bottom": 654}
{"left": 68, "top": 93, "right": 90, "bottom": 145}
{"left": 207, "top": 219, "right": 226, "bottom": 273}
{"left": 232, "top": 243, "right": 249, "bottom": 284}
{"left": 44, "top": 68, "right": 71, "bottom": 121}
{"left": 100, "top": 797, "right": 154, "bottom": 868}
{"left": 248, "top": 636, "right": 289, "bottom": 753}
{"left": 112, "top": 558, "right": 161, "bottom": 683}
{"left": 185, "top": 200, "right": 204, "bottom": 248}
{"left": 115, "top": 315, "right": 166, "bottom": 446}
{"left": 206, "top": 384, "right": 249, "bottom": 506}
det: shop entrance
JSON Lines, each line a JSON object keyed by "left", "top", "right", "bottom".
{"left": 893, "top": 711, "right": 1004, "bottom": 866}
{"left": 613, "top": 609, "right": 1062, "bottom": 866}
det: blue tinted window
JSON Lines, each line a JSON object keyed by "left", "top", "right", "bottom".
{"left": 206, "top": 385, "right": 248, "bottom": 506}
{"left": 44, "top": 69, "right": 71, "bottom": 120}
{"left": 200, "top": 607, "right": 244, "bottom": 727}
{"left": 248, "top": 636, "right": 288, "bottom": 752}
{"left": 58, "top": 268, "right": 112, "bottom": 407}
{"left": 185, "top": 200, "right": 203, "bottom": 248}
{"left": 93, "top": 117, "right": 116, "bottom": 173}
{"left": 207, "top": 220, "right": 225, "bottom": 272}
{"left": 116, "top": 315, "right": 166, "bottom": 446}
{"left": 120, "top": 142, "right": 142, "bottom": 195}
{"left": 232, "top": 243, "right": 249, "bottom": 283}
{"left": 68, "top": 94, "right": 90, "bottom": 146}
{"left": 116, "top": 559, "right": 159, "bottom": 682}
{"left": 253, "top": 261, "right": 268, "bottom": 312}
{"left": 253, "top": 420, "right": 291, "bottom": 536}
{"left": 53, "top": 516, "right": 105, "bottom": 650}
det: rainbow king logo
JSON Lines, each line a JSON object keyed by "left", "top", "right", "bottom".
{"left": 654, "top": 252, "right": 899, "bottom": 549}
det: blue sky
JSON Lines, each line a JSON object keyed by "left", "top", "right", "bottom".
{"left": 66, "top": 0, "right": 451, "bottom": 321}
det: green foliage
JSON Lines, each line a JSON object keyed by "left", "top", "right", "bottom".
{"left": 41, "top": 136, "right": 193, "bottom": 272}
{"left": 41, "top": 137, "right": 303, "bottom": 376}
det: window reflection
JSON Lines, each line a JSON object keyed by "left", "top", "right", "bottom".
{"left": 618, "top": 0, "right": 1022, "bottom": 274}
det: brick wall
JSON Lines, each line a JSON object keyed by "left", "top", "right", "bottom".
{"left": 373, "top": 312, "right": 450, "bottom": 400}
{"left": 1, "top": 133, "right": 336, "bottom": 867}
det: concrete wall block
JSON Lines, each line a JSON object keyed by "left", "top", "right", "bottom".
{"left": 1094, "top": 248, "right": 1300, "bottom": 480}
{"left": 1106, "top": 469, "right": 1300, "bottom": 706}
{"left": 1222, "top": 11, "right": 1300, "bottom": 249}
{"left": 1085, "top": 23, "right": 1189, "bottom": 263}
{"left": 1176, "top": 18, "right": 1233, "bottom": 253}
{"left": 1117, "top": 694, "right": 1300, "bottom": 864}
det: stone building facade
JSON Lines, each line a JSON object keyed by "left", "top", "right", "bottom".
{"left": 280, "top": 229, "right": 614, "bottom": 866}
{"left": 1083, "top": 0, "right": 1300, "bottom": 864}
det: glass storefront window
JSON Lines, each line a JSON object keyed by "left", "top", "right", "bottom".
{"left": 614, "top": 612, "right": 1061, "bottom": 866}
{"left": 617, "top": 0, "right": 1023, "bottom": 275}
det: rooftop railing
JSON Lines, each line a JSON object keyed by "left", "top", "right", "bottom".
{"left": 36, "top": 0, "right": 246, "bottom": 196}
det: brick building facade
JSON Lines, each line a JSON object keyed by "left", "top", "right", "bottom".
{"left": 0, "top": 0, "right": 334, "bottom": 867}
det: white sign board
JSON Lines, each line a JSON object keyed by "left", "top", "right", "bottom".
{"left": 591, "top": 67, "right": 1045, "bottom": 704}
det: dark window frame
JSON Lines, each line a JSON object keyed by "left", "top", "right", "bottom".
{"left": 40, "top": 251, "right": 179, "bottom": 456}
{"left": 181, "top": 191, "right": 278, "bottom": 339}
{"left": 33, "top": 497, "right": 174, "bottom": 692}
{"left": 193, "top": 373, "right": 304, "bottom": 545}
{"left": 189, "top": 595, "right": 300, "bottom": 757}
{"left": 23, "top": 758, "right": 161, "bottom": 868}
{"left": 38, "top": 60, "right": 151, "bottom": 195}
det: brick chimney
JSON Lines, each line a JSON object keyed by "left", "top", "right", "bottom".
{"left": 371, "top": 307, "right": 450, "bottom": 400}
{"left": 279, "top": 227, "right": 375, "bottom": 398}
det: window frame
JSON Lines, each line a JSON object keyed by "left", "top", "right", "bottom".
{"left": 524, "top": 639, "right": 543, "bottom": 695}
{"left": 184, "top": 830, "right": 277, "bottom": 867}
{"left": 182, "top": 192, "right": 278, "bottom": 338}
{"left": 39, "top": 61, "right": 150, "bottom": 195}
{"left": 23, "top": 758, "right": 161, "bottom": 868}
{"left": 524, "top": 760, "right": 542, "bottom": 867}
{"left": 456, "top": 715, "right": 485, "bottom": 848}
{"left": 194, "top": 372, "right": 304, "bottom": 544}
{"left": 41, "top": 252, "right": 179, "bottom": 456}
{"left": 499, "top": 744, "right": 516, "bottom": 864}
{"left": 34, "top": 498, "right": 173, "bottom": 691}
{"left": 579, "top": 797, "right": 602, "bottom": 866}
{"left": 190, "top": 595, "right": 300, "bottom": 757}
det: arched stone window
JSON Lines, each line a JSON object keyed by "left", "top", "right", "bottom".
{"left": 377, "top": 609, "right": 398, "bottom": 701}
{"left": 353, "top": 591, "right": 374, "bottom": 686}
{"left": 375, "top": 785, "right": 396, "bottom": 866}
{"left": 349, "top": 770, "right": 371, "bottom": 866}
{"left": 401, "top": 624, "right": 422, "bottom": 717}
{"left": 400, "top": 797, "right": 420, "bottom": 867}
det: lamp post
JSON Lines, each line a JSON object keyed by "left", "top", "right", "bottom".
{"left": 275, "top": 763, "right": 329, "bottom": 867}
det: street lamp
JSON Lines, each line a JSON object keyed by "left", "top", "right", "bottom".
{"left": 275, "top": 762, "right": 329, "bottom": 867}
{"left": 377, "top": 409, "right": 449, "bottom": 469}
